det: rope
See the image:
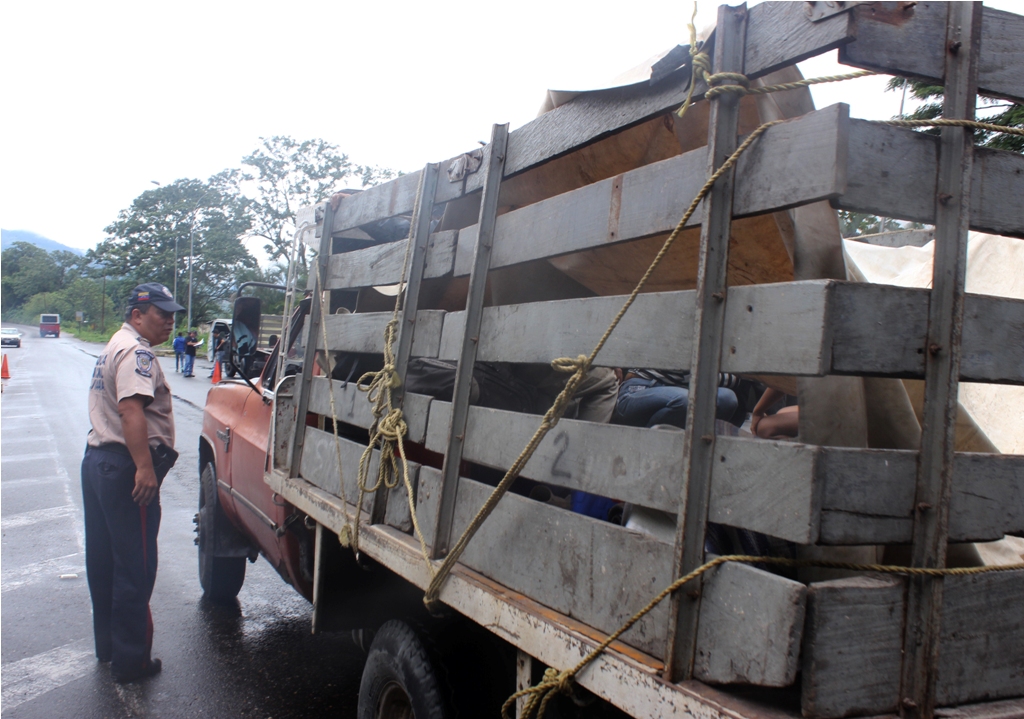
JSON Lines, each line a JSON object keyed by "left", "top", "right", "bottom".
{"left": 421, "top": 117, "right": 783, "bottom": 612}
{"left": 882, "top": 118, "right": 1024, "bottom": 136}
{"left": 502, "top": 555, "right": 1024, "bottom": 719}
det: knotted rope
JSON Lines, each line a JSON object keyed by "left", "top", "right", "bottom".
{"left": 502, "top": 555, "right": 1024, "bottom": 719}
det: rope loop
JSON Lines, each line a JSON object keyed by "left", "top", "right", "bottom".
{"left": 551, "top": 355, "right": 590, "bottom": 374}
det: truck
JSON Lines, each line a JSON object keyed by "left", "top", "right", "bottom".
{"left": 39, "top": 313, "right": 60, "bottom": 337}
{"left": 198, "top": 3, "right": 1024, "bottom": 718}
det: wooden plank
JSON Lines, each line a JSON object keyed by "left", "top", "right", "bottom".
{"left": 267, "top": 470, "right": 807, "bottom": 719}
{"left": 839, "top": 119, "right": 1024, "bottom": 238}
{"left": 667, "top": 3, "right": 747, "bottom": 681}
{"left": 840, "top": 3, "right": 1024, "bottom": 104}
{"left": 432, "top": 124, "right": 509, "bottom": 559}
{"left": 307, "top": 376, "right": 432, "bottom": 444}
{"left": 425, "top": 400, "right": 684, "bottom": 514}
{"left": 818, "top": 448, "right": 1024, "bottom": 544}
{"left": 802, "top": 576, "right": 905, "bottom": 719}
{"left": 317, "top": 310, "right": 444, "bottom": 358}
{"left": 455, "top": 104, "right": 850, "bottom": 276}
{"left": 901, "top": 7, "right": 982, "bottom": 716}
{"left": 332, "top": 171, "right": 423, "bottom": 234}
{"left": 290, "top": 204, "right": 337, "bottom": 478}
{"left": 324, "top": 231, "right": 457, "bottom": 290}
{"left": 694, "top": 560, "right": 805, "bottom": 688}
{"left": 803, "top": 570, "right": 1024, "bottom": 719}
{"left": 299, "top": 426, "right": 417, "bottom": 532}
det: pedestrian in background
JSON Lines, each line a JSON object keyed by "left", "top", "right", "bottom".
{"left": 183, "top": 331, "right": 199, "bottom": 377}
{"left": 81, "top": 283, "right": 183, "bottom": 683}
{"left": 172, "top": 332, "right": 186, "bottom": 373}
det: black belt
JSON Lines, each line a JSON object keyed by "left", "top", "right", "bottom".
{"left": 91, "top": 442, "right": 179, "bottom": 480}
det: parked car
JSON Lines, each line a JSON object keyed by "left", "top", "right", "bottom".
{"left": 1, "top": 328, "right": 22, "bottom": 348}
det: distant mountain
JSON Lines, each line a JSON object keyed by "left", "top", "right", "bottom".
{"left": 1, "top": 229, "right": 86, "bottom": 256}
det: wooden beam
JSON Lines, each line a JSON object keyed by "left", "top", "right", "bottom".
{"left": 840, "top": 120, "right": 1024, "bottom": 238}
{"left": 423, "top": 401, "right": 1023, "bottom": 544}
{"left": 900, "top": 6, "right": 982, "bottom": 718}
{"left": 289, "top": 204, "right": 336, "bottom": 479}
{"left": 455, "top": 104, "right": 850, "bottom": 276}
{"left": 324, "top": 230, "right": 457, "bottom": 290}
{"left": 803, "top": 570, "right": 1024, "bottom": 719}
{"left": 317, "top": 310, "right": 445, "bottom": 358}
{"left": 307, "top": 377, "right": 432, "bottom": 444}
{"left": 841, "top": 3, "right": 1024, "bottom": 104}
{"left": 431, "top": 124, "right": 509, "bottom": 560}
{"left": 666, "top": 3, "right": 748, "bottom": 682}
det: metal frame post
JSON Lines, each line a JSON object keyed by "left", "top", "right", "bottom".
{"left": 430, "top": 124, "right": 509, "bottom": 558}
{"left": 369, "top": 163, "right": 441, "bottom": 524}
{"left": 899, "top": 4, "right": 982, "bottom": 718}
{"left": 664, "top": 2, "right": 747, "bottom": 681}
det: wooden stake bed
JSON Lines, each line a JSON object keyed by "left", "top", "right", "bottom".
{"left": 272, "top": 3, "right": 1024, "bottom": 717}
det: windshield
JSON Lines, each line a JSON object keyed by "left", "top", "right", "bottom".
{"left": 40, "top": 315, "right": 59, "bottom": 323}
{"left": 2, "top": 329, "right": 17, "bottom": 335}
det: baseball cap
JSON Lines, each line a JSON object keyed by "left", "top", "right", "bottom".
{"left": 128, "top": 283, "right": 185, "bottom": 313}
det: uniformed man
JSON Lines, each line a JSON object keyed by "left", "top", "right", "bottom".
{"left": 81, "top": 282, "right": 183, "bottom": 683}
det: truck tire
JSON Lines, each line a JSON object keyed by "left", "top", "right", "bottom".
{"left": 197, "top": 463, "right": 246, "bottom": 602}
{"left": 358, "top": 620, "right": 449, "bottom": 719}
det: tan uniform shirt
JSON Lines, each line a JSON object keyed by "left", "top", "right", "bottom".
{"left": 87, "top": 323, "right": 175, "bottom": 449}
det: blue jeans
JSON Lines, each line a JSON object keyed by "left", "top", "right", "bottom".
{"left": 174, "top": 351, "right": 184, "bottom": 372}
{"left": 183, "top": 354, "right": 195, "bottom": 376}
{"left": 615, "top": 377, "right": 739, "bottom": 429}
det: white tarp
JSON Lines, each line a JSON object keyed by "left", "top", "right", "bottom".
{"left": 843, "top": 232, "right": 1024, "bottom": 455}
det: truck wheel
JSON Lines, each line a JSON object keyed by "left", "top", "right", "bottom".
{"left": 197, "top": 463, "right": 246, "bottom": 602}
{"left": 358, "top": 620, "right": 449, "bottom": 719}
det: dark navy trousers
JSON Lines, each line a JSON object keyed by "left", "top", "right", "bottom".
{"left": 81, "top": 446, "right": 162, "bottom": 675}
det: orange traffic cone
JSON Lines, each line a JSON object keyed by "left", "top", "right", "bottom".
{"left": 1, "top": 354, "right": 10, "bottom": 380}
{"left": 211, "top": 360, "right": 221, "bottom": 384}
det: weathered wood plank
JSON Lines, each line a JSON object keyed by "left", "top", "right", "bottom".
{"left": 694, "top": 560, "right": 806, "bottom": 688}
{"left": 424, "top": 396, "right": 1022, "bottom": 545}
{"left": 437, "top": 282, "right": 1023, "bottom": 384}
{"left": 456, "top": 105, "right": 850, "bottom": 276}
{"left": 818, "top": 448, "right": 1024, "bottom": 544}
{"left": 840, "top": 3, "right": 1024, "bottom": 104}
{"left": 418, "top": 466, "right": 810, "bottom": 682}
{"left": 299, "top": 426, "right": 417, "bottom": 533}
{"left": 318, "top": 310, "right": 444, "bottom": 358}
{"left": 803, "top": 570, "right": 1024, "bottom": 718}
{"left": 324, "top": 231, "right": 457, "bottom": 290}
{"left": 307, "top": 376, "right": 432, "bottom": 444}
{"left": 840, "top": 119, "right": 1024, "bottom": 238}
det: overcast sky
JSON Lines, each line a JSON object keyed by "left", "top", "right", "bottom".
{"left": 2, "top": 1, "right": 1015, "bottom": 255}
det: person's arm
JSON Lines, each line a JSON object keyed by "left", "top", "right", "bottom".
{"left": 750, "top": 387, "right": 785, "bottom": 436}
{"left": 118, "top": 396, "right": 159, "bottom": 506}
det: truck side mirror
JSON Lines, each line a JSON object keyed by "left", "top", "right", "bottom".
{"left": 232, "top": 296, "right": 262, "bottom": 375}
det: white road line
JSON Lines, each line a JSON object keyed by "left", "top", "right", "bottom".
{"left": 1, "top": 476, "right": 65, "bottom": 488}
{"left": 0, "top": 639, "right": 96, "bottom": 713}
{"left": 0, "top": 452, "right": 57, "bottom": 463}
{"left": 1, "top": 504, "right": 77, "bottom": 530}
{"left": 0, "top": 552, "right": 84, "bottom": 593}
{"left": 0, "top": 436, "right": 50, "bottom": 445}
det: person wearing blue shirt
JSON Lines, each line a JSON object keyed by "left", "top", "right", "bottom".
{"left": 171, "top": 332, "right": 186, "bottom": 373}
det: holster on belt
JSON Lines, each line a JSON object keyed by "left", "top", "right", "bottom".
{"left": 150, "top": 444, "right": 179, "bottom": 481}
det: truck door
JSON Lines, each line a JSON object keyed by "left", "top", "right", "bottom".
{"left": 229, "top": 384, "right": 286, "bottom": 567}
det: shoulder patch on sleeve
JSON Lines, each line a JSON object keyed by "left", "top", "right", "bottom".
{"left": 135, "top": 349, "right": 155, "bottom": 377}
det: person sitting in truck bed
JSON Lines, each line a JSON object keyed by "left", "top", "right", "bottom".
{"left": 614, "top": 368, "right": 744, "bottom": 429}
{"left": 750, "top": 386, "right": 799, "bottom": 439}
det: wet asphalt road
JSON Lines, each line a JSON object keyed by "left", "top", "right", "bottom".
{"left": 1, "top": 327, "right": 365, "bottom": 718}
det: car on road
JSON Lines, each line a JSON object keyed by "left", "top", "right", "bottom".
{"left": 1, "top": 328, "right": 23, "bottom": 348}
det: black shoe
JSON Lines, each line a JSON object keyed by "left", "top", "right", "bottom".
{"left": 113, "top": 658, "right": 162, "bottom": 683}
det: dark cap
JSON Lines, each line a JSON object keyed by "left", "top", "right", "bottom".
{"left": 128, "top": 283, "right": 185, "bottom": 313}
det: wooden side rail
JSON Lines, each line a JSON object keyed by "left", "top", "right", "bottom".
{"left": 435, "top": 282, "right": 1024, "bottom": 385}
{"left": 422, "top": 401, "right": 1024, "bottom": 545}
{"left": 324, "top": 230, "right": 458, "bottom": 291}
{"left": 316, "top": 310, "right": 445, "bottom": 358}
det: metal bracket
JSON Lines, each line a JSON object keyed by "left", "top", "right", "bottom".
{"left": 804, "top": 1, "right": 866, "bottom": 22}
{"left": 216, "top": 427, "right": 231, "bottom": 453}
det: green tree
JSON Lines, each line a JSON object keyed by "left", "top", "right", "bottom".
{"left": 1, "top": 242, "right": 65, "bottom": 310}
{"left": 96, "top": 177, "right": 256, "bottom": 325}
{"left": 237, "top": 135, "right": 397, "bottom": 276}
{"left": 887, "top": 77, "right": 1023, "bottom": 154}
